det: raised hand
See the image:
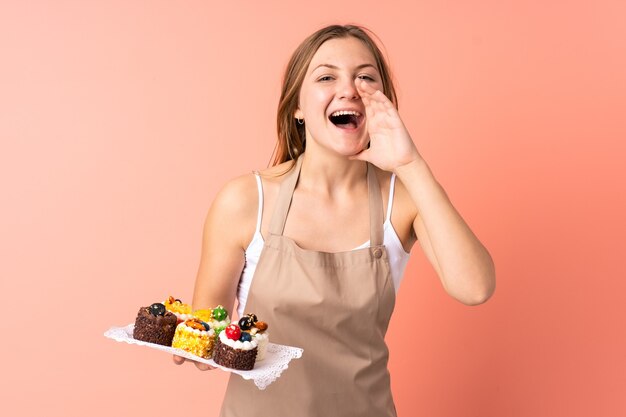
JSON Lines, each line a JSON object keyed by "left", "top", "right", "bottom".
{"left": 351, "top": 79, "right": 421, "bottom": 172}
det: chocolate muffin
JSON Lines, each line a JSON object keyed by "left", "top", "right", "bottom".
{"left": 133, "top": 303, "right": 177, "bottom": 346}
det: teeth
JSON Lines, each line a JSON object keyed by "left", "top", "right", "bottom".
{"left": 330, "top": 110, "right": 361, "bottom": 117}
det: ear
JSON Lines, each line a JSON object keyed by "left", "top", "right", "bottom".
{"left": 294, "top": 109, "right": 304, "bottom": 120}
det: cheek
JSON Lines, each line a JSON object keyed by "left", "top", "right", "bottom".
{"left": 301, "top": 92, "right": 332, "bottom": 119}
{"left": 310, "top": 89, "right": 331, "bottom": 107}
{"left": 367, "top": 80, "right": 384, "bottom": 93}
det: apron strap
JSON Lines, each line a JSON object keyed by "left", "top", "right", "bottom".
{"left": 269, "top": 156, "right": 303, "bottom": 236}
{"left": 367, "top": 162, "right": 384, "bottom": 247}
{"left": 268, "top": 154, "right": 384, "bottom": 247}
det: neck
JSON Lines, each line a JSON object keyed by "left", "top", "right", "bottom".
{"left": 298, "top": 149, "right": 368, "bottom": 196}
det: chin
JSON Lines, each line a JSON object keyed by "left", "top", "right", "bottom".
{"left": 333, "top": 145, "right": 366, "bottom": 158}
{"left": 308, "top": 129, "right": 368, "bottom": 157}
{"left": 345, "top": 139, "right": 369, "bottom": 155}
{"left": 332, "top": 137, "right": 368, "bottom": 155}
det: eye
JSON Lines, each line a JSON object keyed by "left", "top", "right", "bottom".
{"left": 317, "top": 75, "right": 334, "bottom": 82}
{"left": 357, "top": 74, "right": 376, "bottom": 82}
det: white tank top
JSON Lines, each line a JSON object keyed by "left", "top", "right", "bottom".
{"left": 236, "top": 173, "right": 411, "bottom": 317}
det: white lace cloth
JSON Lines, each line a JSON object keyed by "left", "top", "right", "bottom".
{"left": 104, "top": 324, "right": 303, "bottom": 390}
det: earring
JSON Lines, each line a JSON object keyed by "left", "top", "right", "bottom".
{"left": 296, "top": 118, "right": 304, "bottom": 125}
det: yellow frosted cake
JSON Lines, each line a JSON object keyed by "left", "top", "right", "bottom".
{"left": 192, "top": 305, "right": 231, "bottom": 336}
{"left": 171, "top": 318, "right": 215, "bottom": 359}
{"left": 164, "top": 296, "right": 193, "bottom": 324}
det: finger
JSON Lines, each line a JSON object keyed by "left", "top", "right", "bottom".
{"left": 358, "top": 88, "right": 372, "bottom": 108}
{"left": 358, "top": 83, "right": 387, "bottom": 121}
{"left": 357, "top": 86, "right": 374, "bottom": 109}
{"left": 358, "top": 81, "right": 393, "bottom": 110}
{"left": 358, "top": 82, "right": 388, "bottom": 109}
{"left": 349, "top": 149, "right": 370, "bottom": 162}
{"left": 356, "top": 79, "right": 378, "bottom": 96}
{"left": 173, "top": 355, "right": 186, "bottom": 365}
{"left": 368, "top": 92, "right": 395, "bottom": 122}
{"left": 360, "top": 92, "right": 371, "bottom": 108}
{"left": 194, "top": 362, "right": 215, "bottom": 371}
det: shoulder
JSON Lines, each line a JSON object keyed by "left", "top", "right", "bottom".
{"left": 204, "top": 172, "right": 260, "bottom": 249}
{"left": 247, "top": 160, "right": 296, "bottom": 197}
{"left": 212, "top": 172, "right": 258, "bottom": 214}
{"left": 256, "top": 160, "right": 295, "bottom": 184}
{"left": 213, "top": 161, "right": 294, "bottom": 215}
{"left": 206, "top": 161, "right": 295, "bottom": 247}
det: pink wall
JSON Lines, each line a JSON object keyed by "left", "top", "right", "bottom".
{"left": 1, "top": 1, "right": 625, "bottom": 416}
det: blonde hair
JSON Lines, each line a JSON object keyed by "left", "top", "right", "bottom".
{"left": 271, "top": 24, "right": 398, "bottom": 166}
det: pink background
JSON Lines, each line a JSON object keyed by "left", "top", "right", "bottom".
{"left": 1, "top": 1, "right": 625, "bottom": 416}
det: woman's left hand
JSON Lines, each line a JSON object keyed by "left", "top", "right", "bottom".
{"left": 350, "top": 80, "right": 421, "bottom": 172}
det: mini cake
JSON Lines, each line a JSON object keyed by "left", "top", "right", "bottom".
{"left": 208, "top": 305, "right": 231, "bottom": 336}
{"left": 133, "top": 302, "right": 178, "bottom": 346}
{"left": 239, "top": 313, "right": 270, "bottom": 361}
{"left": 164, "top": 296, "right": 193, "bottom": 323}
{"left": 171, "top": 318, "right": 215, "bottom": 359}
{"left": 192, "top": 309, "right": 212, "bottom": 323}
{"left": 213, "top": 323, "right": 258, "bottom": 370}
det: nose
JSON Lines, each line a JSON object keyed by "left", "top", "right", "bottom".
{"left": 338, "top": 78, "right": 360, "bottom": 100}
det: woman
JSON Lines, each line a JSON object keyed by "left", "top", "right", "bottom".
{"left": 174, "top": 24, "right": 495, "bottom": 417}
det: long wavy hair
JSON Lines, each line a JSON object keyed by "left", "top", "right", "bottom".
{"left": 270, "top": 25, "right": 398, "bottom": 167}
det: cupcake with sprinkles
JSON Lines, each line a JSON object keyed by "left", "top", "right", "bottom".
{"left": 213, "top": 323, "right": 258, "bottom": 370}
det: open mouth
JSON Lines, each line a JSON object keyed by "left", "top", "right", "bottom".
{"left": 328, "top": 110, "right": 363, "bottom": 130}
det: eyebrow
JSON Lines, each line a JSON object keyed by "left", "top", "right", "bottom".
{"left": 312, "top": 63, "right": 377, "bottom": 72}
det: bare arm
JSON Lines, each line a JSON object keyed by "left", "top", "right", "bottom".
{"left": 353, "top": 79, "right": 495, "bottom": 305}
{"left": 397, "top": 160, "right": 495, "bottom": 305}
{"left": 174, "top": 175, "right": 257, "bottom": 369}
{"left": 192, "top": 183, "right": 248, "bottom": 312}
